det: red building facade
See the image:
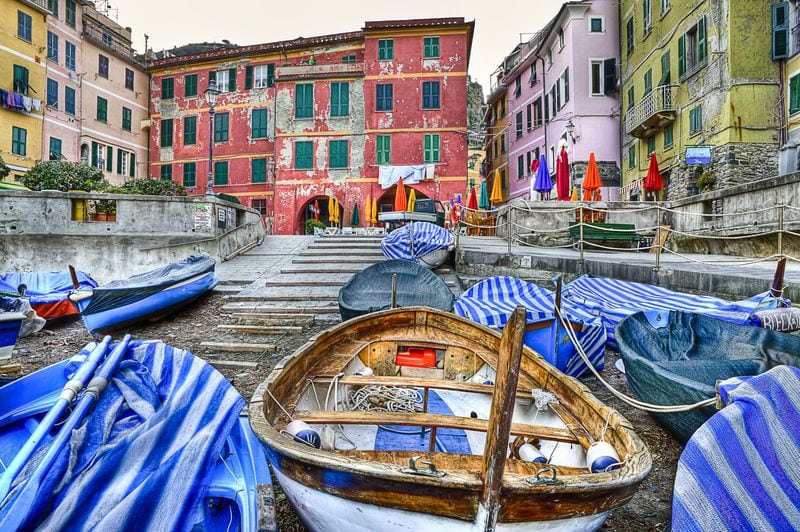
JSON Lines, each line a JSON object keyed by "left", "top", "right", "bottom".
{"left": 147, "top": 18, "right": 473, "bottom": 234}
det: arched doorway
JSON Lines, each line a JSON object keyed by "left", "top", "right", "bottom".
{"left": 298, "top": 195, "right": 343, "bottom": 234}
{"left": 375, "top": 185, "right": 429, "bottom": 214}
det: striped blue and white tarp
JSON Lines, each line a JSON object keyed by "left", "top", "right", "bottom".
{"left": 381, "top": 222, "right": 453, "bottom": 261}
{"left": 563, "top": 275, "right": 783, "bottom": 350}
{"left": 672, "top": 365, "right": 800, "bottom": 531}
{"left": 454, "top": 276, "right": 607, "bottom": 378}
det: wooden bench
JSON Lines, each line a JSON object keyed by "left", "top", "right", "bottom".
{"left": 568, "top": 222, "right": 642, "bottom": 249}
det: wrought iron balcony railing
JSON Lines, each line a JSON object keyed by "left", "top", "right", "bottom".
{"left": 624, "top": 85, "right": 677, "bottom": 138}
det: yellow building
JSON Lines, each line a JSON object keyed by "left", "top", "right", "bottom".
{"left": 0, "top": 0, "right": 50, "bottom": 181}
{"left": 779, "top": 1, "right": 800, "bottom": 173}
{"left": 484, "top": 73, "right": 509, "bottom": 203}
{"left": 620, "top": 0, "right": 780, "bottom": 200}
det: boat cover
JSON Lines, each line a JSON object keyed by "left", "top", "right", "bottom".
{"left": 0, "top": 270, "right": 97, "bottom": 304}
{"left": 381, "top": 222, "right": 453, "bottom": 261}
{"left": 563, "top": 275, "right": 783, "bottom": 349}
{"left": 454, "top": 276, "right": 607, "bottom": 377}
{"left": 0, "top": 296, "right": 44, "bottom": 337}
{"left": 672, "top": 365, "right": 800, "bottom": 531}
{"left": 0, "top": 340, "right": 245, "bottom": 530}
{"left": 338, "top": 260, "right": 454, "bottom": 321}
{"left": 79, "top": 255, "right": 215, "bottom": 316}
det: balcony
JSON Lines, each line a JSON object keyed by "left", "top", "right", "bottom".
{"left": 625, "top": 85, "right": 677, "bottom": 138}
{"left": 82, "top": 17, "right": 134, "bottom": 60}
{"left": 276, "top": 62, "right": 365, "bottom": 81}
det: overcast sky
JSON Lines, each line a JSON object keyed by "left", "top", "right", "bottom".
{"left": 108, "top": 0, "right": 566, "bottom": 92}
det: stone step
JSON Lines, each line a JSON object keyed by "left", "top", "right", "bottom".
{"left": 213, "top": 285, "right": 243, "bottom": 294}
{"left": 299, "top": 249, "right": 385, "bottom": 257}
{"left": 316, "top": 236, "right": 383, "bottom": 242}
{"left": 263, "top": 279, "right": 346, "bottom": 287}
{"left": 291, "top": 257, "right": 381, "bottom": 264}
{"left": 217, "top": 324, "right": 305, "bottom": 334}
{"left": 222, "top": 303, "right": 340, "bottom": 313}
{"left": 232, "top": 315, "right": 315, "bottom": 326}
{"left": 199, "top": 341, "right": 277, "bottom": 353}
{"left": 229, "top": 293, "right": 338, "bottom": 302}
{"left": 262, "top": 273, "right": 354, "bottom": 285}
{"left": 281, "top": 266, "right": 367, "bottom": 274}
{"left": 307, "top": 244, "right": 381, "bottom": 250}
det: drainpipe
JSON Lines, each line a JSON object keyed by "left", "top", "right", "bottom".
{"left": 617, "top": 0, "right": 624, "bottom": 199}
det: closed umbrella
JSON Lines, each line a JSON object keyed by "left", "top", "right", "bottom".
{"left": 328, "top": 195, "right": 335, "bottom": 225}
{"left": 364, "top": 194, "right": 371, "bottom": 225}
{"left": 479, "top": 180, "right": 490, "bottom": 210}
{"left": 556, "top": 147, "right": 571, "bottom": 201}
{"left": 467, "top": 185, "right": 478, "bottom": 211}
{"left": 313, "top": 199, "right": 320, "bottom": 222}
{"left": 532, "top": 154, "right": 552, "bottom": 199}
{"left": 582, "top": 152, "right": 602, "bottom": 201}
{"left": 351, "top": 203, "right": 360, "bottom": 226}
{"left": 571, "top": 187, "right": 579, "bottom": 201}
{"left": 372, "top": 198, "right": 378, "bottom": 224}
{"left": 490, "top": 169, "right": 503, "bottom": 205}
{"left": 394, "top": 178, "right": 407, "bottom": 212}
{"left": 643, "top": 152, "right": 663, "bottom": 201}
{"left": 407, "top": 188, "right": 417, "bottom": 212}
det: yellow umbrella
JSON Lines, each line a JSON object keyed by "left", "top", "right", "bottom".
{"left": 333, "top": 197, "right": 340, "bottom": 224}
{"left": 570, "top": 187, "right": 579, "bottom": 201}
{"left": 407, "top": 188, "right": 417, "bottom": 212}
{"left": 328, "top": 195, "right": 335, "bottom": 225}
{"left": 372, "top": 198, "right": 378, "bottom": 224}
{"left": 364, "top": 194, "right": 372, "bottom": 226}
{"left": 490, "top": 169, "right": 503, "bottom": 204}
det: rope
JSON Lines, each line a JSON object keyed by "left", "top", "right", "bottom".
{"left": 660, "top": 247, "right": 783, "bottom": 266}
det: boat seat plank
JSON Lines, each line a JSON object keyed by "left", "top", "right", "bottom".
{"left": 316, "top": 375, "right": 533, "bottom": 397}
{"left": 293, "top": 411, "right": 580, "bottom": 444}
{"left": 310, "top": 354, "right": 359, "bottom": 378}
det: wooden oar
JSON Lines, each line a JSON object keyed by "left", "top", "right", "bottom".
{"left": 0, "top": 335, "right": 132, "bottom": 529}
{"left": 0, "top": 336, "right": 112, "bottom": 503}
{"left": 478, "top": 306, "right": 526, "bottom": 531}
{"left": 770, "top": 257, "right": 787, "bottom": 298}
{"left": 68, "top": 265, "right": 80, "bottom": 290}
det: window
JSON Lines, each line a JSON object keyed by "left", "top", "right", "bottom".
{"left": 376, "top": 135, "right": 391, "bottom": 165}
{"left": 98, "top": 55, "right": 109, "bottom": 78}
{"left": 117, "top": 149, "right": 127, "bottom": 175}
{"left": 247, "top": 65, "right": 272, "bottom": 89}
{"left": 517, "top": 155, "right": 524, "bottom": 180}
{"left": 47, "top": 78, "right": 58, "bottom": 108}
{"left": 330, "top": 82, "right": 349, "bottom": 117}
{"left": 252, "top": 158, "right": 267, "bottom": 183}
{"left": 628, "top": 145, "right": 636, "bottom": 168}
{"left": 341, "top": 54, "right": 357, "bottom": 63}
{"left": 18, "top": 11, "right": 32, "bottom": 42}
{"left": 329, "top": 140, "right": 349, "bottom": 169}
{"left": 105, "top": 146, "right": 112, "bottom": 171}
{"left": 101, "top": 32, "right": 112, "bottom": 47}
{"left": 184, "top": 115, "right": 196, "bottom": 145}
{"left": 533, "top": 98, "right": 543, "bottom": 127}
{"left": 376, "top": 83, "right": 393, "bottom": 111}
{"left": 161, "top": 78, "right": 174, "bottom": 99}
{"left": 501, "top": 134, "right": 506, "bottom": 153}
{"left": 679, "top": 17, "right": 707, "bottom": 79}
{"left": 183, "top": 162, "right": 196, "bottom": 187}
{"left": 590, "top": 61, "right": 603, "bottom": 96}
{"left": 214, "top": 161, "right": 228, "bottom": 185}
{"left": 643, "top": 0, "right": 652, "bottom": 35}
{"left": 91, "top": 141, "right": 104, "bottom": 168}
{"left": 689, "top": 105, "right": 703, "bottom": 135}
{"left": 129, "top": 153, "right": 136, "bottom": 178}
{"left": 422, "top": 81, "right": 440, "bottom": 109}
{"left": 122, "top": 107, "right": 131, "bottom": 131}
{"left": 626, "top": 18, "right": 634, "bottom": 55}
{"left": 252, "top": 199, "right": 267, "bottom": 215}
{"left": 544, "top": 93, "right": 550, "bottom": 122}
{"left": 295, "top": 141, "right": 313, "bottom": 169}
{"left": 214, "top": 112, "right": 229, "bottom": 142}
{"left": 378, "top": 39, "right": 394, "bottom": 61}
{"left": 526, "top": 104, "right": 532, "bottom": 131}
{"left": 514, "top": 76, "right": 521, "bottom": 98}
{"left": 423, "top": 37, "right": 440, "bottom": 58}
{"left": 252, "top": 109, "right": 268, "bottom": 138}
{"left": 628, "top": 86, "right": 635, "bottom": 110}
{"left": 96, "top": 96, "right": 107, "bottom": 122}
{"left": 424, "top": 134, "right": 440, "bottom": 163}
{"left": 160, "top": 118, "right": 173, "bottom": 147}
{"left": 561, "top": 68, "right": 570, "bottom": 106}
{"left": 662, "top": 0, "right": 670, "bottom": 13}
{"left": 526, "top": 152, "right": 532, "bottom": 176}
{"left": 184, "top": 74, "right": 197, "bottom": 97}
{"left": 590, "top": 17, "right": 603, "bottom": 33}
{"left": 515, "top": 111, "right": 523, "bottom": 139}
{"left": 13, "top": 65, "right": 29, "bottom": 94}
{"left": 295, "top": 83, "right": 313, "bottom": 118}
{"left": 664, "top": 124, "right": 674, "bottom": 148}
{"left": 529, "top": 63, "right": 537, "bottom": 85}
{"left": 643, "top": 69, "right": 652, "bottom": 96}
{"left": 773, "top": 3, "right": 789, "bottom": 60}
{"left": 647, "top": 135, "right": 656, "bottom": 155}
{"left": 211, "top": 68, "right": 236, "bottom": 92}
{"left": 66, "top": 0, "right": 75, "bottom": 27}
{"left": 790, "top": 74, "right": 800, "bottom": 115}
{"left": 125, "top": 68, "right": 134, "bottom": 90}
{"left": 659, "top": 51, "right": 671, "bottom": 86}
{"left": 48, "top": 0, "right": 58, "bottom": 17}
{"left": 590, "top": 58, "right": 617, "bottom": 96}
{"left": 65, "top": 86, "right": 75, "bottom": 114}
{"left": 160, "top": 165, "right": 172, "bottom": 181}
{"left": 546, "top": 48, "right": 553, "bottom": 67}
{"left": 66, "top": 42, "right": 76, "bottom": 71}
{"left": 47, "top": 32, "right": 58, "bottom": 61}
{"left": 49, "top": 137, "right": 62, "bottom": 159}
{"left": 558, "top": 28, "right": 565, "bottom": 49}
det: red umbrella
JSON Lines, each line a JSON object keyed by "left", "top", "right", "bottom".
{"left": 643, "top": 153, "right": 663, "bottom": 200}
{"left": 313, "top": 199, "right": 320, "bottom": 222}
{"left": 467, "top": 185, "right": 478, "bottom": 211}
{"left": 582, "top": 152, "right": 602, "bottom": 201}
{"left": 556, "top": 147, "right": 570, "bottom": 201}
{"left": 530, "top": 158, "right": 539, "bottom": 175}
{"left": 394, "top": 178, "right": 407, "bottom": 212}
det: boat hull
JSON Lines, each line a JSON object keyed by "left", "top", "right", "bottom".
{"left": 0, "top": 313, "right": 23, "bottom": 361}
{"left": 75, "top": 272, "right": 217, "bottom": 335}
{"left": 417, "top": 248, "right": 450, "bottom": 269}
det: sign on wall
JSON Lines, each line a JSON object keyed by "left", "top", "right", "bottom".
{"left": 193, "top": 205, "right": 213, "bottom": 232}
{"left": 685, "top": 146, "right": 712, "bottom": 165}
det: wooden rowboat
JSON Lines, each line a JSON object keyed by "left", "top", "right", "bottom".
{"left": 250, "top": 307, "right": 651, "bottom": 531}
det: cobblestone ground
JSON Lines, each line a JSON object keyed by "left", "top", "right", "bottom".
{"left": 11, "top": 292, "right": 680, "bottom": 531}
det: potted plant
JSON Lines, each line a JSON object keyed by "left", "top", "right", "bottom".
{"left": 95, "top": 199, "right": 116, "bottom": 221}
{"left": 305, "top": 218, "right": 325, "bottom": 234}
{"left": 696, "top": 171, "right": 716, "bottom": 192}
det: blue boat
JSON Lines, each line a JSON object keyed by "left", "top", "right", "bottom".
{"left": 0, "top": 339, "right": 276, "bottom": 530}
{"left": 0, "top": 269, "right": 97, "bottom": 320}
{"left": 0, "top": 300, "right": 24, "bottom": 362}
{"left": 70, "top": 255, "right": 218, "bottom": 335}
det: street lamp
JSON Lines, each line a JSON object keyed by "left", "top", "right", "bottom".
{"left": 204, "top": 79, "right": 220, "bottom": 197}
{"left": 565, "top": 119, "right": 578, "bottom": 144}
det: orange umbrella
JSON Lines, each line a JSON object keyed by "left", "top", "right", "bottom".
{"left": 582, "top": 152, "right": 602, "bottom": 201}
{"left": 394, "top": 178, "right": 407, "bottom": 212}
{"left": 643, "top": 152, "right": 663, "bottom": 200}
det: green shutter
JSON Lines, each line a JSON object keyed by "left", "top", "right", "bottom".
{"left": 267, "top": 64, "right": 275, "bottom": 87}
{"left": 245, "top": 66, "right": 253, "bottom": 89}
{"left": 209, "top": 71, "right": 216, "bottom": 84}
{"left": 184, "top": 116, "right": 196, "bottom": 145}
{"left": 296, "top": 141, "right": 313, "bottom": 169}
{"left": 698, "top": 17, "right": 706, "bottom": 62}
{"left": 91, "top": 142, "right": 98, "bottom": 167}
{"left": 214, "top": 161, "right": 228, "bottom": 185}
{"left": 603, "top": 58, "right": 617, "bottom": 94}
{"left": 773, "top": 3, "right": 790, "bottom": 60}
{"left": 106, "top": 146, "right": 113, "bottom": 171}
{"left": 130, "top": 153, "right": 136, "bottom": 177}
{"left": 678, "top": 35, "right": 686, "bottom": 78}
{"left": 643, "top": 69, "right": 652, "bottom": 96}
{"left": 117, "top": 149, "right": 123, "bottom": 174}
{"left": 228, "top": 68, "right": 236, "bottom": 91}
{"left": 790, "top": 75, "right": 800, "bottom": 114}
{"left": 252, "top": 158, "right": 267, "bottom": 183}
{"left": 659, "top": 51, "right": 671, "bottom": 86}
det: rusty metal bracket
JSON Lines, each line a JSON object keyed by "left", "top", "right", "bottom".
{"left": 401, "top": 455, "right": 446, "bottom": 478}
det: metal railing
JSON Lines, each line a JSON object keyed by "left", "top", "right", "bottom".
{"left": 624, "top": 85, "right": 676, "bottom": 135}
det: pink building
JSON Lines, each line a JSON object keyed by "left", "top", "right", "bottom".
{"left": 503, "top": 0, "right": 620, "bottom": 201}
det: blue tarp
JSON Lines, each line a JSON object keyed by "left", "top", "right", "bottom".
{"left": 0, "top": 270, "right": 97, "bottom": 305}
{"left": 0, "top": 340, "right": 245, "bottom": 530}
{"left": 454, "top": 276, "right": 607, "bottom": 378}
{"left": 672, "top": 365, "right": 800, "bottom": 531}
{"left": 381, "top": 222, "right": 453, "bottom": 261}
{"left": 562, "top": 275, "right": 783, "bottom": 350}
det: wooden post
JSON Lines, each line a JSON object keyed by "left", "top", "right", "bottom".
{"left": 479, "top": 306, "right": 526, "bottom": 531}
{"left": 778, "top": 203, "right": 785, "bottom": 259}
{"left": 507, "top": 207, "right": 513, "bottom": 255}
{"left": 391, "top": 273, "right": 397, "bottom": 309}
{"left": 655, "top": 206, "right": 662, "bottom": 272}
{"left": 578, "top": 206, "right": 585, "bottom": 267}
{"left": 68, "top": 265, "right": 80, "bottom": 289}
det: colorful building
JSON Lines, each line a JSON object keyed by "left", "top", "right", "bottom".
{"left": 1, "top": 0, "right": 50, "bottom": 181}
{"left": 147, "top": 17, "right": 474, "bottom": 234}
{"left": 778, "top": 1, "right": 800, "bottom": 174}
{"left": 620, "top": 0, "right": 780, "bottom": 200}
{"left": 483, "top": 59, "right": 511, "bottom": 203}
{"left": 79, "top": 3, "right": 148, "bottom": 184}
{"left": 503, "top": 0, "right": 621, "bottom": 201}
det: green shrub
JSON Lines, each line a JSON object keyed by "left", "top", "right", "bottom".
{"left": 0, "top": 155, "right": 10, "bottom": 180}
{"left": 117, "top": 178, "right": 187, "bottom": 196}
{"left": 696, "top": 171, "right": 716, "bottom": 191}
{"left": 23, "top": 161, "right": 107, "bottom": 192}
{"left": 305, "top": 218, "right": 326, "bottom": 234}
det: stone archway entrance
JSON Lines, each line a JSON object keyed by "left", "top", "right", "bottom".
{"left": 298, "top": 195, "right": 343, "bottom": 233}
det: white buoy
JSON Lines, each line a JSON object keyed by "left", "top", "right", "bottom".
{"left": 286, "top": 420, "right": 322, "bottom": 449}
{"left": 518, "top": 443, "right": 547, "bottom": 463}
{"left": 586, "top": 441, "right": 620, "bottom": 473}
{"left": 354, "top": 367, "right": 374, "bottom": 376}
